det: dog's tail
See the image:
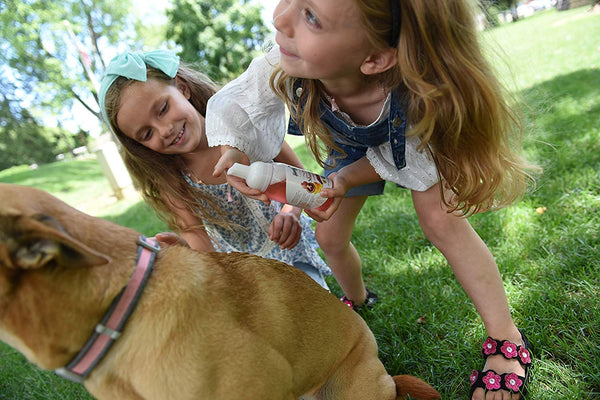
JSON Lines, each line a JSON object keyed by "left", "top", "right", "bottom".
{"left": 393, "top": 375, "right": 441, "bottom": 400}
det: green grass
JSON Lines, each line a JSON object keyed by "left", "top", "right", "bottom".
{"left": 1, "top": 6, "right": 599, "bottom": 399}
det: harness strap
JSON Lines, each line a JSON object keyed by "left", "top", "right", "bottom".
{"left": 55, "top": 235, "right": 160, "bottom": 383}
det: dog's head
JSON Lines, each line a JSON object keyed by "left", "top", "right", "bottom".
{"left": 0, "top": 183, "right": 112, "bottom": 274}
{"left": 0, "top": 185, "right": 113, "bottom": 366}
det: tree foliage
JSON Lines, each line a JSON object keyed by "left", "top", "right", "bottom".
{"left": 166, "top": 0, "right": 270, "bottom": 83}
{"left": 0, "top": 0, "right": 138, "bottom": 123}
{"left": 0, "top": 0, "right": 144, "bottom": 168}
{"left": 0, "top": 0, "right": 271, "bottom": 169}
{"left": 0, "top": 77, "right": 81, "bottom": 170}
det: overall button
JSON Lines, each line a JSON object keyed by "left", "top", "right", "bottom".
{"left": 392, "top": 117, "right": 402, "bottom": 127}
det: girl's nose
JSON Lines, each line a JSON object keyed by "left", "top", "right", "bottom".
{"left": 158, "top": 124, "right": 172, "bottom": 139}
{"left": 273, "top": 1, "right": 294, "bottom": 37}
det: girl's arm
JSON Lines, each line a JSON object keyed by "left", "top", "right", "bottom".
{"left": 273, "top": 139, "right": 305, "bottom": 168}
{"left": 304, "top": 157, "right": 381, "bottom": 222}
{"left": 179, "top": 227, "right": 215, "bottom": 252}
{"left": 206, "top": 46, "right": 286, "bottom": 163}
{"left": 326, "top": 157, "right": 382, "bottom": 197}
{"left": 270, "top": 140, "right": 304, "bottom": 248}
{"left": 162, "top": 193, "right": 216, "bottom": 252}
{"left": 308, "top": 136, "right": 441, "bottom": 221}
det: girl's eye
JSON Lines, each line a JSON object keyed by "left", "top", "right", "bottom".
{"left": 159, "top": 102, "right": 168, "bottom": 116}
{"left": 304, "top": 9, "right": 320, "bottom": 28}
{"left": 142, "top": 129, "right": 152, "bottom": 142}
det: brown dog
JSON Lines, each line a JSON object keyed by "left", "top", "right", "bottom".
{"left": 0, "top": 183, "right": 440, "bottom": 400}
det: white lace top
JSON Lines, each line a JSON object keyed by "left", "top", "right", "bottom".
{"left": 206, "top": 46, "right": 439, "bottom": 192}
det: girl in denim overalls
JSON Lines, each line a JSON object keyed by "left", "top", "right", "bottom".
{"left": 206, "top": 1, "right": 537, "bottom": 399}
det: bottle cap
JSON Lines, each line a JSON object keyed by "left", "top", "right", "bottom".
{"left": 227, "top": 162, "right": 272, "bottom": 191}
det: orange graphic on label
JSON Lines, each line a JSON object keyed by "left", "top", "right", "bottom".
{"left": 302, "top": 181, "right": 324, "bottom": 195}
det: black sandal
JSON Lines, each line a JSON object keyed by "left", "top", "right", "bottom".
{"left": 469, "top": 330, "right": 532, "bottom": 398}
{"left": 340, "top": 288, "right": 378, "bottom": 311}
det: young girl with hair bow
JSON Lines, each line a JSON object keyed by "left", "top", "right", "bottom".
{"left": 98, "top": 49, "right": 331, "bottom": 290}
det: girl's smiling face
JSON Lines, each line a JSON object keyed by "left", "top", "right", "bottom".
{"left": 116, "top": 78, "right": 206, "bottom": 155}
{"left": 272, "top": 0, "right": 372, "bottom": 83}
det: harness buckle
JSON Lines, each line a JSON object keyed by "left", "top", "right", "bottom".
{"left": 137, "top": 236, "right": 161, "bottom": 253}
{"left": 55, "top": 368, "right": 85, "bottom": 384}
{"left": 95, "top": 323, "right": 121, "bottom": 340}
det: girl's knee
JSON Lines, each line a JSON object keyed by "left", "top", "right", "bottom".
{"left": 418, "top": 211, "right": 446, "bottom": 238}
{"left": 315, "top": 224, "right": 350, "bottom": 251}
{"left": 418, "top": 208, "right": 464, "bottom": 245}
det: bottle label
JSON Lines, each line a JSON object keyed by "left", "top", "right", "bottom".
{"left": 285, "top": 166, "right": 333, "bottom": 209}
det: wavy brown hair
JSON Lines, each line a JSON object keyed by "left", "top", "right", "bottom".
{"left": 103, "top": 64, "right": 230, "bottom": 232}
{"left": 271, "top": 0, "right": 539, "bottom": 215}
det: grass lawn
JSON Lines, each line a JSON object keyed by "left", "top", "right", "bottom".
{"left": 1, "top": 6, "right": 599, "bottom": 400}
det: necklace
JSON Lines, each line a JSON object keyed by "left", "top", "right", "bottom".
{"left": 185, "top": 170, "right": 233, "bottom": 203}
{"left": 323, "top": 86, "right": 389, "bottom": 127}
{"left": 185, "top": 170, "right": 205, "bottom": 185}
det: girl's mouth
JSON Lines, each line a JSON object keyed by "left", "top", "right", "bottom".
{"left": 277, "top": 43, "right": 297, "bottom": 58}
{"left": 171, "top": 126, "right": 185, "bottom": 146}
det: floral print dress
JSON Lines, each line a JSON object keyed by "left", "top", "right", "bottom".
{"left": 184, "top": 175, "right": 331, "bottom": 284}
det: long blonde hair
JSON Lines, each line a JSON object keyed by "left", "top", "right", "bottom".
{"left": 103, "top": 64, "right": 230, "bottom": 232}
{"left": 271, "top": 0, "right": 538, "bottom": 215}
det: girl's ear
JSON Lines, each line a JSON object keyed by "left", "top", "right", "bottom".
{"left": 175, "top": 76, "right": 191, "bottom": 100}
{"left": 360, "top": 48, "right": 398, "bottom": 76}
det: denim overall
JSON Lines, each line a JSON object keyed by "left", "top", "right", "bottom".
{"left": 287, "top": 84, "right": 408, "bottom": 196}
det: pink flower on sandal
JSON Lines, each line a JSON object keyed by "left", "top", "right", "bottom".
{"left": 519, "top": 347, "right": 532, "bottom": 364}
{"left": 483, "top": 371, "right": 501, "bottom": 390}
{"left": 501, "top": 341, "right": 518, "bottom": 358}
{"left": 504, "top": 373, "right": 523, "bottom": 392}
{"left": 470, "top": 370, "right": 479, "bottom": 386}
{"left": 482, "top": 337, "right": 497, "bottom": 355}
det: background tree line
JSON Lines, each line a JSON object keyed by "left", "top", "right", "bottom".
{"left": 0, "top": 0, "right": 268, "bottom": 170}
{"left": 1, "top": 0, "right": 555, "bottom": 171}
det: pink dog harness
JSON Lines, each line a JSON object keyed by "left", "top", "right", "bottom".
{"left": 55, "top": 236, "right": 160, "bottom": 383}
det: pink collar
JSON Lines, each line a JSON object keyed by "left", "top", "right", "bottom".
{"left": 55, "top": 236, "right": 160, "bottom": 383}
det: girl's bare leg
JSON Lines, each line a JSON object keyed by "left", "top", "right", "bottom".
{"left": 412, "top": 185, "right": 525, "bottom": 400}
{"left": 315, "top": 196, "right": 368, "bottom": 305}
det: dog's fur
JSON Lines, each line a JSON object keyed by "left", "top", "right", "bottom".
{"left": 0, "top": 183, "right": 440, "bottom": 400}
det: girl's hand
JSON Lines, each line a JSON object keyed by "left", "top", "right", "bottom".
{"left": 212, "top": 146, "right": 249, "bottom": 178}
{"left": 268, "top": 205, "right": 302, "bottom": 249}
{"left": 304, "top": 172, "right": 348, "bottom": 222}
{"left": 304, "top": 196, "right": 343, "bottom": 222}
{"left": 320, "top": 172, "right": 351, "bottom": 199}
{"left": 213, "top": 146, "right": 271, "bottom": 204}
{"left": 153, "top": 232, "right": 190, "bottom": 248}
{"left": 227, "top": 175, "right": 272, "bottom": 204}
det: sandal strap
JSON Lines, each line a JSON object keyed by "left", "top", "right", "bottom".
{"left": 340, "top": 296, "right": 355, "bottom": 308}
{"left": 481, "top": 337, "right": 532, "bottom": 366}
{"left": 340, "top": 288, "right": 378, "bottom": 311}
{"left": 470, "top": 369, "right": 526, "bottom": 393}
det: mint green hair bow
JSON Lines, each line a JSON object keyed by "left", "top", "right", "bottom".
{"left": 98, "top": 49, "right": 180, "bottom": 123}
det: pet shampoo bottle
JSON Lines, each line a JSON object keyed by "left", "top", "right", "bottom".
{"left": 227, "top": 162, "right": 333, "bottom": 211}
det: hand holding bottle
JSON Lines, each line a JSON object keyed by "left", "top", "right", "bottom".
{"left": 214, "top": 146, "right": 271, "bottom": 204}
{"left": 303, "top": 171, "right": 348, "bottom": 222}
{"left": 227, "top": 161, "right": 334, "bottom": 211}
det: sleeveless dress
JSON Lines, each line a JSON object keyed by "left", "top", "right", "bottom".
{"left": 183, "top": 174, "right": 331, "bottom": 289}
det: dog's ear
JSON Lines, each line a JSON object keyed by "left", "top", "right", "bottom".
{"left": 0, "top": 212, "right": 110, "bottom": 270}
